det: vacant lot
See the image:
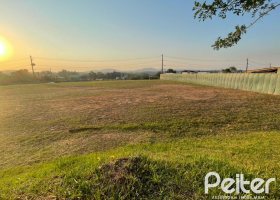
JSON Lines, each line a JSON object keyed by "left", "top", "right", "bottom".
{"left": 1, "top": 80, "right": 280, "bottom": 199}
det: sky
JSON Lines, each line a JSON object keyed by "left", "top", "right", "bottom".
{"left": 0, "top": 0, "right": 279, "bottom": 72}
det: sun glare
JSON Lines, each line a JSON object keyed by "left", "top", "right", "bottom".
{"left": 0, "top": 42, "right": 6, "bottom": 56}
{"left": 0, "top": 36, "right": 13, "bottom": 61}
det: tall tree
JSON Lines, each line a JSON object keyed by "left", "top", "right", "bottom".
{"left": 193, "top": 0, "right": 280, "bottom": 50}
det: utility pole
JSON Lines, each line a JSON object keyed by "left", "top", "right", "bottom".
{"left": 30, "top": 56, "right": 36, "bottom": 77}
{"left": 246, "top": 58, "right": 249, "bottom": 72}
{"left": 161, "top": 54, "right": 164, "bottom": 74}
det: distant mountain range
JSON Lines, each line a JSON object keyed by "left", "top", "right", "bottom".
{"left": 126, "top": 68, "right": 160, "bottom": 74}
{"left": 1, "top": 67, "right": 161, "bottom": 75}
{"left": 96, "top": 67, "right": 160, "bottom": 75}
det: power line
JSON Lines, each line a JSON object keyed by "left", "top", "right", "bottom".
{"left": 3, "top": 55, "right": 277, "bottom": 72}
{"left": 165, "top": 55, "right": 242, "bottom": 62}
{"left": 164, "top": 59, "right": 244, "bottom": 67}
{"left": 35, "top": 59, "right": 160, "bottom": 69}
{"left": 34, "top": 56, "right": 160, "bottom": 63}
{"left": 250, "top": 59, "right": 269, "bottom": 66}
{"left": 0, "top": 63, "right": 31, "bottom": 67}
{"left": 0, "top": 58, "right": 29, "bottom": 64}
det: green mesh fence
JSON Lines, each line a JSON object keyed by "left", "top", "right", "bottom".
{"left": 213, "top": 74, "right": 217, "bottom": 86}
{"left": 268, "top": 74, "right": 277, "bottom": 94}
{"left": 208, "top": 75, "right": 211, "bottom": 85}
{"left": 274, "top": 75, "right": 280, "bottom": 95}
{"left": 221, "top": 74, "right": 227, "bottom": 87}
{"left": 247, "top": 74, "right": 255, "bottom": 91}
{"left": 216, "top": 74, "right": 221, "bottom": 86}
{"left": 262, "top": 74, "right": 272, "bottom": 94}
{"left": 242, "top": 74, "right": 249, "bottom": 90}
{"left": 216, "top": 74, "right": 220, "bottom": 86}
{"left": 225, "top": 74, "right": 231, "bottom": 88}
{"left": 233, "top": 74, "right": 240, "bottom": 89}
{"left": 238, "top": 74, "right": 245, "bottom": 90}
{"left": 226, "top": 74, "right": 232, "bottom": 88}
{"left": 202, "top": 74, "right": 208, "bottom": 85}
{"left": 234, "top": 74, "right": 241, "bottom": 89}
{"left": 256, "top": 74, "right": 265, "bottom": 93}
{"left": 199, "top": 74, "right": 204, "bottom": 84}
{"left": 230, "top": 74, "right": 236, "bottom": 88}
{"left": 160, "top": 73, "right": 279, "bottom": 95}
{"left": 251, "top": 74, "right": 260, "bottom": 92}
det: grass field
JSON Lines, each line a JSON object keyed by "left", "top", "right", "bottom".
{"left": 1, "top": 80, "right": 280, "bottom": 199}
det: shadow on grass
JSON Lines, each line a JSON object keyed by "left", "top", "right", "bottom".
{"left": 9, "top": 156, "right": 279, "bottom": 200}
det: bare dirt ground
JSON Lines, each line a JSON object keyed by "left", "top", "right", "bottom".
{"left": 0, "top": 80, "right": 279, "bottom": 168}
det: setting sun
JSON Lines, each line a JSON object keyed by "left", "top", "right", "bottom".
{"left": 0, "top": 42, "right": 6, "bottom": 56}
{"left": 0, "top": 36, "right": 13, "bottom": 61}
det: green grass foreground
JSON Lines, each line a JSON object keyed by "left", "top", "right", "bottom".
{"left": 0, "top": 80, "right": 280, "bottom": 199}
{"left": 1, "top": 132, "right": 280, "bottom": 199}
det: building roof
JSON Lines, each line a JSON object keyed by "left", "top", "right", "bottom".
{"left": 247, "top": 67, "right": 279, "bottom": 73}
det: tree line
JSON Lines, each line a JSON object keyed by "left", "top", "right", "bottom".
{"left": 0, "top": 69, "right": 161, "bottom": 85}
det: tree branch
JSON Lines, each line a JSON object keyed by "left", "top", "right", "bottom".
{"left": 193, "top": 0, "right": 280, "bottom": 50}
{"left": 247, "top": 3, "right": 280, "bottom": 29}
